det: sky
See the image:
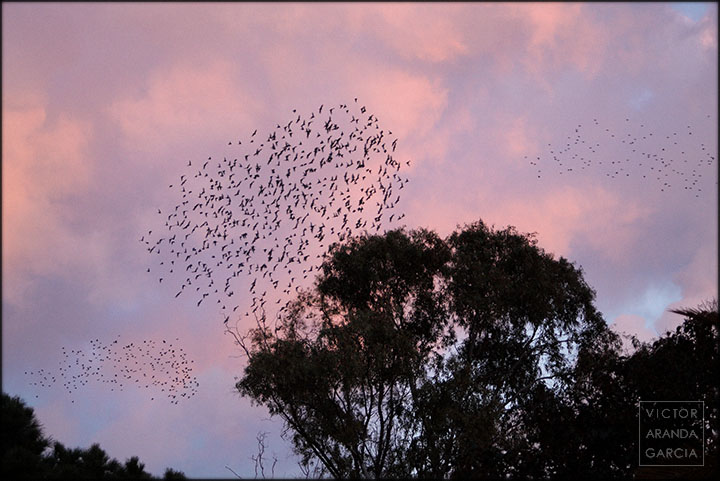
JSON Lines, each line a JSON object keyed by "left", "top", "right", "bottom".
{"left": 2, "top": 2, "right": 718, "bottom": 478}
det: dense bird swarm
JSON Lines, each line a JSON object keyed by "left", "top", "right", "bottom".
{"left": 25, "top": 336, "right": 198, "bottom": 404}
{"left": 528, "top": 114, "right": 716, "bottom": 196}
{"left": 142, "top": 100, "right": 411, "bottom": 326}
{"left": 25, "top": 100, "right": 411, "bottom": 405}
{"left": 24, "top": 107, "right": 716, "bottom": 406}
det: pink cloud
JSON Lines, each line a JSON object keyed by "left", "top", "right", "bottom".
{"left": 351, "top": 4, "right": 469, "bottom": 63}
{"left": 350, "top": 68, "right": 448, "bottom": 141}
{"left": 3, "top": 4, "right": 715, "bottom": 478}
{"left": 344, "top": 66, "right": 449, "bottom": 174}
{"left": 108, "top": 60, "right": 260, "bottom": 152}
{"left": 611, "top": 313, "right": 658, "bottom": 344}
{"left": 698, "top": 10, "right": 718, "bottom": 50}
{"left": 406, "top": 192, "right": 483, "bottom": 239}
{"left": 493, "top": 114, "right": 543, "bottom": 162}
{"left": 2, "top": 101, "right": 96, "bottom": 304}
{"left": 481, "top": 185, "right": 652, "bottom": 260}
{"left": 518, "top": 3, "right": 608, "bottom": 77}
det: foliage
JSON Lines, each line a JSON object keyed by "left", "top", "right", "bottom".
{"left": 234, "top": 220, "right": 623, "bottom": 478}
{"left": 0, "top": 393, "right": 186, "bottom": 479}
{"left": 235, "top": 220, "right": 719, "bottom": 478}
{"left": 1, "top": 393, "right": 50, "bottom": 478}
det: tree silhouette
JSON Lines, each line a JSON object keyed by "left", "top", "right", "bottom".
{"left": 1, "top": 392, "right": 186, "bottom": 479}
{"left": 235, "top": 220, "right": 618, "bottom": 478}
{"left": 518, "top": 299, "right": 719, "bottom": 479}
{"left": 630, "top": 300, "right": 719, "bottom": 479}
{"left": 1, "top": 393, "right": 50, "bottom": 478}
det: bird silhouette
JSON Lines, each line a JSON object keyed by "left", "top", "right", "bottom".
{"left": 142, "top": 100, "right": 412, "bottom": 329}
{"left": 526, "top": 114, "right": 715, "bottom": 198}
{"left": 25, "top": 335, "right": 199, "bottom": 405}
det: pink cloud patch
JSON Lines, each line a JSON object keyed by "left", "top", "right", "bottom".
{"left": 496, "top": 114, "right": 542, "bottom": 161}
{"left": 109, "top": 60, "right": 260, "bottom": 152}
{"left": 356, "top": 4, "right": 469, "bottom": 63}
{"left": 2, "top": 102, "right": 95, "bottom": 304}
{"left": 483, "top": 185, "right": 652, "bottom": 259}
{"left": 611, "top": 313, "right": 658, "bottom": 344}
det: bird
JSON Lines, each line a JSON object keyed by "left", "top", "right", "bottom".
{"left": 26, "top": 335, "right": 199, "bottom": 405}
{"left": 527, "top": 114, "right": 715, "bottom": 197}
{"left": 142, "top": 100, "right": 412, "bottom": 329}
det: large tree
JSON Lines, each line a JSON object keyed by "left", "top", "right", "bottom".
{"left": 498, "top": 298, "right": 719, "bottom": 480}
{"left": 576, "top": 300, "right": 719, "bottom": 480}
{"left": 234, "top": 220, "right": 613, "bottom": 478}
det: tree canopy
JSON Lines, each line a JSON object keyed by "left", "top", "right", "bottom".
{"left": 235, "top": 220, "right": 697, "bottom": 478}
{"left": 1, "top": 392, "right": 185, "bottom": 479}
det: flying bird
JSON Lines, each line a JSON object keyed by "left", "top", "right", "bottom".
{"left": 142, "top": 100, "right": 412, "bottom": 329}
{"left": 25, "top": 335, "right": 199, "bottom": 405}
{"left": 527, "top": 114, "right": 715, "bottom": 198}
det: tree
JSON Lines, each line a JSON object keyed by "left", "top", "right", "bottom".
{"left": 234, "top": 220, "right": 613, "bottom": 478}
{"left": 236, "top": 227, "right": 450, "bottom": 478}
{"left": 1, "top": 393, "right": 50, "bottom": 478}
{"left": 1, "top": 392, "right": 186, "bottom": 479}
{"left": 564, "top": 299, "right": 719, "bottom": 479}
{"left": 425, "top": 221, "right": 608, "bottom": 478}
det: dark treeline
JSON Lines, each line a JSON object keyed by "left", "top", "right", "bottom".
{"left": 1, "top": 392, "right": 185, "bottom": 479}
{"left": 234, "top": 220, "right": 719, "bottom": 479}
{"left": 5, "top": 220, "right": 717, "bottom": 479}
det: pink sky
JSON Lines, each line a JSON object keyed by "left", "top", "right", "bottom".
{"left": 2, "top": 3, "right": 717, "bottom": 477}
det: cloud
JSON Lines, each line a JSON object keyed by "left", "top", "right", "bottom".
{"left": 482, "top": 185, "right": 652, "bottom": 260}
{"left": 674, "top": 239, "right": 719, "bottom": 304}
{"left": 109, "top": 60, "right": 260, "bottom": 152}
{"left": 495, "top": 114, "right": 543, "bottom": 161}
{"left": 698, "top": 8, "right": 719, "bottom": 50}
{"left": 351, "top": 4, "right": 469, "bottom": 63}
{"left": 348, "top": 67, "right": 449, "bottom": 170}
{"left": 2, "top": 4, "right": 716, "bottom": 478}
{"left": 611, "top": 313, "right": 659, "bottom": 344}
{"left": 649, "top": 240, "right": 720, "bottom": 335}
{"left": 2, "top": 101, "right": 96, "bottom": 305}
{"left": 519, "top": 3, "right": 608, "bottom": 76}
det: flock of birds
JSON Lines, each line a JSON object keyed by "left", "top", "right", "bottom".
{"left": 25, "top": 104, "right": 715, "bottom": 407}
{"left": 25, "top": 336, "right": 198, "bottom": 404}
{"left": 25, "top": 99, "right": 410, "bottom": 406}
{"left": 527, "top": 114, "right": 716, "bottom": 197}
{"left": 142, "top": 99, "right": 410, "bottom": 326}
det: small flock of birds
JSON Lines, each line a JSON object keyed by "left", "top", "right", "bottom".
{"left": 142, "top": 99, "right": 410, "bottom": 324}
{"left": 25, "top": 336, "right": 198, "bottom": 404}
{"left": 527, "top": 114, "right": 716, "bottom": 197}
